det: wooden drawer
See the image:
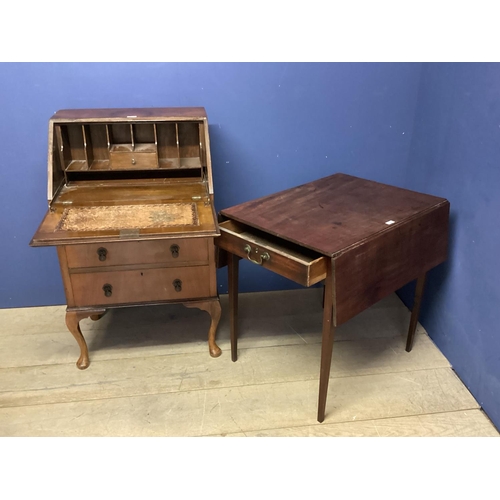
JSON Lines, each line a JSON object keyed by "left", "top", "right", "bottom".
{"left": 70, "top": 265, "right": 211, "bottom": 306}
{"left": 109, "top": 144, "right": 158, "bottom": 170}
{"left": 65, "top": 239, "right": 209, "bottom": 269}
{"left": 217, "top": 220, "right": 327, "bottom": 287}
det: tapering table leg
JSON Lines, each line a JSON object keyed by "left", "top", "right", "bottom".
{"left": 185, "top": 299, "right": 222, "bottom": 358}
{"left": 406, "top": 273, "right": 427, "bottom": 352}
{"left": 228, "top": 253, "right": 240, "bottom": 362}
{"left": 318, "top": 260, "right": 336, "bottom": 423}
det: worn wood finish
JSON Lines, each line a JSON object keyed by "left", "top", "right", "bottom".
{"left": 70, "top": 266, "right": 211, "bottom": 307}
{"left": 334, "top": 204, "right": 448, "bottom": 326}
{"left": 4, "top": 288, "right": 496, "bottom": 437}
{"left": 45, "top": 111, "right": 209, "bottom": 191}
{"left": 232, "top": 411, "right": 497, "bottom": 437}
{"left": 53, "top": 180, "right": 208, "bottom": 206}
{"left": 220, "top": 173, "right": 449, "bottom": 257}
{"left": 216, "top": 173, "right": 450, "bottom": 422}
{"left": 31, "top": 108, "right": 222, "bottom": 367}
{"left": 65, "top": 238, "right": 209, "bottom": 269}
{"left": 218, "top": 219, "right": 326, "bottom": 287}
{"left": 31, "top": 187, "right": 217, "bottom": 247}
{"left": 51, "top": 107, "right": 208, "bottom": 122}
{"left": 406, "top": 273, "right": 427, "bottom": 352}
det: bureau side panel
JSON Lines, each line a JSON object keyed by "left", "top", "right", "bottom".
{"left": 334, "top": 202, "right": 449, "bottom": 326}
{"left": 57, "top": 246, "right": 75, "bottom": 307}
{"left": 207, "top": 237, "right": 218, "bottom": 296}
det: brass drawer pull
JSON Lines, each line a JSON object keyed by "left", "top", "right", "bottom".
{"left": 170, "top": 244, "right": 180, "bottom": 258}
{"left": 97, "top": 247, "right": 108, "bottom": 261}
{"left": 244, "top": 244, "right": 270, "bottom": 265}
{"left": 173, "top": 279, "right": 182, "bottom": 292}
{"left": 102, "top": 283, "right": 113, "bottom": 297}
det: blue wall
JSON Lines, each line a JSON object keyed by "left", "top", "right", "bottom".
{"left": 399, "top": 63, "right": 500, "bottom": 430}
{"left": 1, "top": 62, "right": 498, "bottom": 429}
{"left": 0, "top": 62, "right": 422, "bottom": 307}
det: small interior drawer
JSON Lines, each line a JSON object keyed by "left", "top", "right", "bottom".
{"left": 70, "top": 265, "right": 211, "bottom": 307}
{"left": 217, "top": 220, "right": 327, "bottom": 287}
{"left": 65, "top": 238, "right": 209, "bottom": 269}
{"left": 109, "top": 144, "right": 158, "bottom": 170}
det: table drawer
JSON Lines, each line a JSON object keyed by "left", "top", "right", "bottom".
{"left": 65, "top": 239, "right": 209, "bottom": 269}
{"left": 70, "top": 265, "right": 211, "bottom": 306}
{"left": 217, "top": 220, "right": 327, "bottom": 287}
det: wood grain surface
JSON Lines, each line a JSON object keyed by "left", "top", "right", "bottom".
{"left": 65, "top": 238, "right": 209, "bottom": 269}
{"left": 334, "top": 203, "right": 449, "bottom": 325}
{"left": 51, "top": 107, "right": 207, "bottom": 121}
{"left": 220, "top": 173, "right": 448, "bottom": 257}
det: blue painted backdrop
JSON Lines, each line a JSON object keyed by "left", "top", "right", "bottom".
{"left": 0, "top": 62, "right": 421, "bottom": 307}
{"left": 2, "top": 62, "right": 498, "bottom": 429}
{"left": 399, "top": 63, "right": 500, "bottom": 430}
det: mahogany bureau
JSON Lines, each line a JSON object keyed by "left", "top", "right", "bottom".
{"left": 30, "top": 107, "right": 221, "bottom": 369}
{"left": 216, "top": 173, "right": 450, "bottom": 422}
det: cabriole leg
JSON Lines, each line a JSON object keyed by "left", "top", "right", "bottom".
{"left": 185, "top": 299, "right": 222, "bottom": 358}
{"left": 65, "top": 309, "right": 105, "bottom": 369}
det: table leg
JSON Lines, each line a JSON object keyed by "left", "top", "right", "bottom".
{"left": 406, "top": 273, "right": 427, "bottom": 352}
{"left": 90, "top": 311, "right": 107, "bottom": 321}
{"left": 185, "top": 299, "right": 222, "bottom": 357}
{"left": 228, "top": 253, "right": 240, "bottom": 362}
{"left": 65, "top": 309, "right": 105, "bottom": 369}
{"left": 318, "top": 261, "right": 335, "bottom": 423}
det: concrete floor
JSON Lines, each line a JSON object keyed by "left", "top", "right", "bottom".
{"left": 0, "top": 288, "right": 498, "bottom": 437}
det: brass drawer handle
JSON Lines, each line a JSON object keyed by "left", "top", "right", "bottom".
{"left": 173, "top": 279, "right": 182, "bottom": 292}
{"left": 244, "top": 244, "right": 270, "bottom": 265}
{"left": 170, "top": 244, "right": 180, "bottom": 258}
{"left": 102, "top": 284, "right": 113, "bottom": 297}
{"left": 97, "top": 247, "right": 107, "bottom": 261}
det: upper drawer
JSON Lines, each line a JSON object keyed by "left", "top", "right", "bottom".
{"left": 217, "top": 220, "right": 327, "bottom": 287}
{"left": 65, "top": 238, "right": 209, "bottom": 269}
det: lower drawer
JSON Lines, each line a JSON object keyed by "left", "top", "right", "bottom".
{"left": 217, "top": 220, "right": 327, "bottom": 287}
{"left": 70, "top": 266, "right": 211, "bottom": 306}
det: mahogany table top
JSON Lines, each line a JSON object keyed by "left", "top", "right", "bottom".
{"left": 220, "top": 173, "right": 448, "bottom": 257}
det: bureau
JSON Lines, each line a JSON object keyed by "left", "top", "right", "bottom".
{"left": 30, "top": 107, "right": 221, "bottom": 369}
